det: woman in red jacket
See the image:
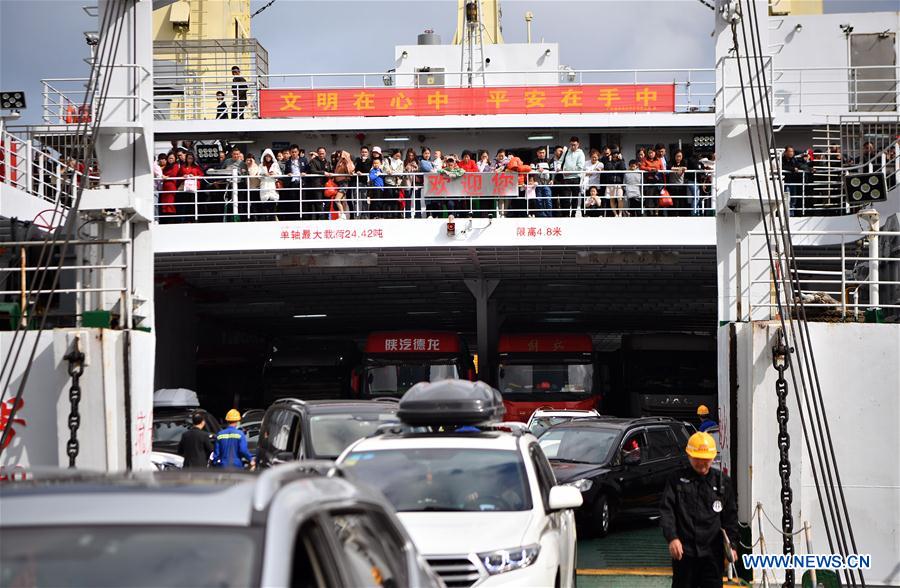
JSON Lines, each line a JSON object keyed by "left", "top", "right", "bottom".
{"left": 160, "top": 152, "right": 181, "bottom": 223}
{"left": 178, "top": 152, "right": 204, "bottom": 222}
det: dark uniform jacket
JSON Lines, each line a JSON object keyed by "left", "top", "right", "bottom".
{"left": 177, "top": 426, "right": 214, "bottom": 469}
{"left": 660, "top": 467, "right": 739, "bottom": 558}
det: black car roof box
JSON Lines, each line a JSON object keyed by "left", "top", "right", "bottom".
{"left": 398, "top": 379, "right": 506, "bottom": 426}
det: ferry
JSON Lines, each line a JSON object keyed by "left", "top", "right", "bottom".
{"left": 1, "top": 0, "right": 898, "bottom": 585}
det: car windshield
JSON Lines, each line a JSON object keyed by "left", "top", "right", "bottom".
{"left": 528, "top": 415, "right": 585, "bottom": 437}
{"left": 341, "top": 448, "right": 532, "bottom": 512}
{"left": 499, "top": 363, "right": 593, "bottom": 400}
{"left": 366, "top": 362, "right": 460, "bottom": 396}
{"left": 539, "top": 428, "right": 619, "bottom": 464}
{"left": 308, "top": 412, "right": 399, "bottom": 458}
{"left": 0, "top": 526, "right": 260, "bottom": 587}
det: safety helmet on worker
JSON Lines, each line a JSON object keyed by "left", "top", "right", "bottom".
{"left": 696, "top": 405, "right": 710, "bottom": 417}
{"left": 225, "top": 409, "right": 242, "bottom": 423}
{"left": 685, "top": 432, "right": 717, "bottom": 459}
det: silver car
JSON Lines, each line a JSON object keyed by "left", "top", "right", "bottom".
{"left": 0, "top": 463, "right": 443, "bottom": 588}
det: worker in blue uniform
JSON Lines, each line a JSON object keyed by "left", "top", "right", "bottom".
{"left": 211, "top": 409, "right": 256, "bottom": 469}
{"left": 696, "top": 405, "right": 718, "bottom": 433}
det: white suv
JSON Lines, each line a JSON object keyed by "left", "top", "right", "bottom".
{"left": 337, "top": 380, "right": 582, "bottom": 588}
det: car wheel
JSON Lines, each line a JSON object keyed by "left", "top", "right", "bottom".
{"left": 593, "top": 494, "right": 611, "bottom": 537}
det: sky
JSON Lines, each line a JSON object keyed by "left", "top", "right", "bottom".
{"left": 1, "top": 0, "right": 897, "bottom": 125}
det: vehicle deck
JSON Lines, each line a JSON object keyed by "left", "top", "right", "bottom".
{"left": 576, "top": 521, "right": 671, "bottom": 587}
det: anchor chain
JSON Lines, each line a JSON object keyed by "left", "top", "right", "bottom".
{"left": 772, "top": 333, "right": 794, "bottom": 587}
{"left": 65, "top": 342, "right": 85, "bottom": 468}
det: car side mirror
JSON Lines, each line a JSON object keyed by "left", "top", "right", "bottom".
{"left": 623, "top": 451, "right": 640, "bottom": 466}
{"left": 548, "top": 485, "right": 583, "bottom": 511}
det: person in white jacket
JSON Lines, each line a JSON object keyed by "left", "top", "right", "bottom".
{"left": 558, "top": 136, "right": 585, "bottom": 217}
{"left": 258, "top": 148, "right": 280, "bottom": 221}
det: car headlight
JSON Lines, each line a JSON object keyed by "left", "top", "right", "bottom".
{"left": 569, "top": 478, "right": 593, "bottom": 493}
{"left": 477, "top": 544, "right": 541, "bottom": 575}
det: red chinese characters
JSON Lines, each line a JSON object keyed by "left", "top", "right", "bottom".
{"left": 515, "top": 226, "right": 564, "bottom": 238}
{"left": 280, "top": 227, "right": 385, "bottom": 241}
{"left": 0, "top": 398, "right": 26, "bottom": 449}
{"left": 259, "top": 84, "right": 676, "bottom": 118}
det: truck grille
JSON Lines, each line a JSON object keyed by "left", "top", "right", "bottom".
{"left": 426, "top": 555, "right": 482, "bottom": 588}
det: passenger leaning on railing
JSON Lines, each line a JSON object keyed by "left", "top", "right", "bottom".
{"left": 504, "top": 151, "right": 532, "bottom": 219}
{"left": 258, "top": 149, "right": 281, "bottom": 221}
{"left": 532, "top": 147, "right": 553, "bottom": 218}
{"left": 178, "top": 153, "right": 204, "bottom": 221}
{"left": 332, "top": 150, "right": 355, "bottom": 220}
{"left": 306, "top": 147, "right": 331, "bottom": 220}
{"left": 640, "top": 147, "right": 665, "bottom": 216}
{"left": 606, "top": 149, "right": 627, "bottom": 217}
{"left": 159, "top": 153, "right": 180, "bottom": 223}
{"left": 382, "top": 149, "right": 404, "bottom": 219}
{"left": 558, "top": 137, "right": 586, "bottom": 218}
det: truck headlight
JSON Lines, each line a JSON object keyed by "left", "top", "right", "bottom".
{"left": 477, "top": 544, "right": 541, "bottom": 575}
{"left": 569, "top": 478, "right": 593, "bottom": 492}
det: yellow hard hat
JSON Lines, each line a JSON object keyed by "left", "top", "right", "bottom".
{"left": 686, "top": 432, "right": 717, "bottom": 459}
{"left": 225, "top": 409, "right": 242, "bottom": 422}
{"left": 697, "top": 405, "right": 710, "bottom": 417}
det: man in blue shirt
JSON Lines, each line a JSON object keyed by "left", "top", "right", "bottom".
{"left": 212, "top": 409, "right": 255, "bottom": 469}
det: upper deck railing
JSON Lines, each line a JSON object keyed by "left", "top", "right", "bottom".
{"left": 36, "top": 65, "right": 896, "bottom": 123}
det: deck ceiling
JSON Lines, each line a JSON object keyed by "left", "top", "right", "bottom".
{"left": 156, "top": 245, "right": 718, "bottom": 337}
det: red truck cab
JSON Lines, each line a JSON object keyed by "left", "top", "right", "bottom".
{"left": 496, "top": 333, "right": 599, "bottom": 422}
{"left": 360, "top": 331, "right": 475, "bottom": 398}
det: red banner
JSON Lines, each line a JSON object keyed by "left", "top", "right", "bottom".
{"left": 259, "top": 84, "right": 675, "bottom": 118}
{"left": 499, "top": 334, "right": 594, "bottom": 354}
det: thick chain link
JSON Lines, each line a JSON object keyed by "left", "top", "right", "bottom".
{"left": 65, "top": 346, "right": 85, "bottom": 468}
{"left": 773, "top": 336, "right": 794, "bottom": 587}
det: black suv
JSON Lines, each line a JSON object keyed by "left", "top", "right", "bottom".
{"left": 538, "top": 416, "right": 691, "bottom": 536}
{"left": 257, "top": 399, "right": 400, "bottom": 468}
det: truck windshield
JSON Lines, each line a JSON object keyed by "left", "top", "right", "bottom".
{"left": 626, "top": 351, "right": 716, "bottom": 394}
{"left": 1, "top": 526, "right": 260, "bottom": 587}
{"left": 499, "top": 363, "right": 593, "bottom": 400}
{"left": 365, "top": 361, "right": 460, "bottom": 396}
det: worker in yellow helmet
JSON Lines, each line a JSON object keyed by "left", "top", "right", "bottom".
{"left": 211, "top": 409, "right": 255, "bottom": 470}
{"left": 696, "top": 405, "right": 718, "bottom": 433}
{"left": 660, "top": 432, "right": 738, "bottom": 587}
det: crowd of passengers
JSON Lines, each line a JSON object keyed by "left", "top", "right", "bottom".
{"left": 151, "top": 135, "right": 898, "bottom": 223}
{"left": 152, "top": 137, "right": 718, "bottom": 222}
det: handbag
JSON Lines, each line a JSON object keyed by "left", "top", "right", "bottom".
{"left": 182, "top": 176, "right": 198, "bottom": 193}
{"left": 324, "top": 178, "right": 338, "bottom": 198}
{"left": 658, "top": 187, "right": 674, "bottom": 208}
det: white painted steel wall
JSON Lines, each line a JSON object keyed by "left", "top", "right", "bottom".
{"left": 393, "top": 43, "right": 560, "bottom": 88}
{"left": 154, "top": 217, "right": 718, "bottom": 253}
{"left": 0, "top": 329, "right": 155, "bottom": 475}
{"left": 720, "top": 321, "right": 900, "bottom": 586}
{"left": 770, "top": 11, "right": 900, "bottom": 115}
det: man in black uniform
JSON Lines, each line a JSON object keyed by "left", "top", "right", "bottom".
{"left": 177, "top": 413, "right": 214, "bottom": 469}
{"left": 660, "top": 432, "right": 739, "bottom": 587}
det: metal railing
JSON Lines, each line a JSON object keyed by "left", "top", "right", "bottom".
{"left": 40, "top": 64, "right": 152, "bottom": 125}
{"left": 152, "top": 168, "right": 718, "bottom": 223}
{"left": 0, "top": 238, "right": 132, "bottom": 330}
{"left": 745, "top": 228, "right": 900, "bottom": 321}
{"left": 0, "top": 128, "right": 93, "bottom": 220}
{"left": 40, "top": 64, "right": 900, "bottom": 123}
